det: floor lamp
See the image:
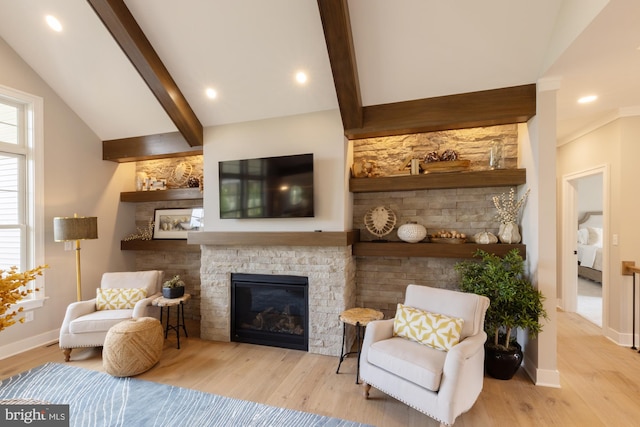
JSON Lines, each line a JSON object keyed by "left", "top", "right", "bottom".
{"left": 53, "top": 214, "right": 98, "bottom": 301}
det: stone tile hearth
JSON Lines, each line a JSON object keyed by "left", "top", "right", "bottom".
{"left": 199, "top": 245, "right": 356, "bottom": 356}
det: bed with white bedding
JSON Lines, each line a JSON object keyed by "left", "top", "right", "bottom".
{"left": 577, "top": 211, "right": 603, "bottom": 283}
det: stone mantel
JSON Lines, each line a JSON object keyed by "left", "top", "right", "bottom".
{"left": 188, "top": 230, "right": 358, "bottom": 247}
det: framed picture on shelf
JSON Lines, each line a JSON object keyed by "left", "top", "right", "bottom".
{"left": 153, "top": 208, "right": 203, "bottom": 239}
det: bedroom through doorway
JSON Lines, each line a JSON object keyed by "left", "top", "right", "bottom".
{"left": 576, "top": 175, "right": 603, "bottom": 327}
{"left": 561, "top": 167, "right": 607, "bottom": 332}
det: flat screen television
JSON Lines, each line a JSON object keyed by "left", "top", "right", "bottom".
{"left": 219, "top": 153, "right": 314, "bottom": 219}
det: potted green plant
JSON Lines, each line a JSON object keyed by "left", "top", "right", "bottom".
{"left": 455, "top": 249, "right": 548, "bottom": 380}
{"left": 162, "top": 275, "right": 185, "bottom": 299}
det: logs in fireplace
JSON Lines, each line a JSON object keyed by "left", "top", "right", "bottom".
{"left": 231, "top": 273, "right": 308, "bottom": 351}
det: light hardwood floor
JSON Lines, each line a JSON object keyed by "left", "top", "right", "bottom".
{"left": 2, "top": 310, "right": 640, "bottom": 426}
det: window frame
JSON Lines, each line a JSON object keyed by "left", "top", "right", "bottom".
{"left": 0, "top": 84, "right": 45, "bottom": 308}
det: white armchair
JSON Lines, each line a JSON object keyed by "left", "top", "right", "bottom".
{"left": 360, "top": 284, "right": 490, "bottom": 427}
{"left": 59, "top": 270, "right": 163, "bottom": 362}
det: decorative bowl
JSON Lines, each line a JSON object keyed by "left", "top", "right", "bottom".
{"left": 429, "top": 237, "right": 466, "bottom": 244}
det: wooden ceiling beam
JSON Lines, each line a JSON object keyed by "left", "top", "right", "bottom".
{"left": 346, "top": 84, "right": 537, "bottom": 139}
{"left": 88, "top": 0, "right": 203, "bottom": 147}
{"left": 103, "top": 132, "right": 202, "bottom": 163}
{"left": 317, "top": 0, "right": 363, "bottom": 130}
{"left": 317, "top": 1, "right": 536, "bottom": 140}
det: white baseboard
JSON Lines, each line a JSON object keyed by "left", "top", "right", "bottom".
{"left": 604, "top": 326, "right": 639, "bottom": 348}
{"left": 533, "top": 368, "right": 561, "bottom": 388}
{"left": 522, "top": 359, "right": 561, "bottom": 388}
{"left": 0, "top": 329, "right": 59, "bottom": 360}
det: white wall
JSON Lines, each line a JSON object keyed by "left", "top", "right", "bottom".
{"left": 518, "top": 83, "right": 560, "bottom": 387}
{"left": 0, "top": 37, "right": 136, "bottom": 358}
{"left": 202, "top": 109, "right": 350, "bottom": 232}
{"left": 557, "top": 115, "right": 640, "bottom": 344}
{"left": 577, "top": 174, "right": 604, "bottom": 216}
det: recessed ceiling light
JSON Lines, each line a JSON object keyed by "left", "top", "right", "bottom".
{"left": 45, "top": 15, "right": 63, "bottom": 32}
{"left": 578, "top": 95, "right": 598, "bottom": 104}
{"left": 295, "top": 71, "right": 308, "bottom": 84}
{"left": 205, "top": 88, "right": 217, "bottom": 99}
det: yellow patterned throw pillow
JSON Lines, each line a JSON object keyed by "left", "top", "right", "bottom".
{"left": 96, "top": 288, "right": 147, "bottom": 310}
{"left": 393, "top": 303, "right": 464, "bottom": 351}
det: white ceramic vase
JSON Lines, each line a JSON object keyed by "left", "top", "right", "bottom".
{"left": 135, "top": 172, "right": 148, "bottom": 191}
{"left": 474, "top": 231, "right": 498, "bottom": 244}
{"left": 397, "top": 221, "right": 427, "bottom": 243}
{"left": 498, "top": 222, "right": 521, "bottom": 244}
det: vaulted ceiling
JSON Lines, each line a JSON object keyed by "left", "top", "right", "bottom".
{"left": 0, "top": 0, "right": 639, "bottom": 150}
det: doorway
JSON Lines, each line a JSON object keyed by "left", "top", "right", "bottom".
{"left": 561, "top": 166, "right": 608, "bottom": 331}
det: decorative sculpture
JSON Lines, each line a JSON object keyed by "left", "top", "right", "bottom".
{"left": 364, "top": 206, "right": 396, "bottom": 241}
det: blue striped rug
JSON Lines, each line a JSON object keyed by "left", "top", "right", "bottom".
{"left": 0, "top": 363, "right": 372, "bottom": 427}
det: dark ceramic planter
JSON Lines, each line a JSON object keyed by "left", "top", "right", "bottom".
{"left": 162, "top": 286, "right": 185, "bottom": 299}
{"left": 485, "top": 341, "right": 523, "bottom": 380}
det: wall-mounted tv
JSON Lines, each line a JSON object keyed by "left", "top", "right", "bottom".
{"left": 219, "top": 153, "right": 314, "bottom": 219}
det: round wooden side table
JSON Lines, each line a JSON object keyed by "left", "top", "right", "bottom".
{"left": 336, "top": 307, "right": 384, "bottom": 384}
{"left": 152, "top": 293, "right": 191, "bottom": 349}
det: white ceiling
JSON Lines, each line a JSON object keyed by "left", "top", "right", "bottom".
{"left": 0, "top": 0, "right": 638, "bottom": 145}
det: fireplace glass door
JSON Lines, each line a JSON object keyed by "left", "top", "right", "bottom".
{"left": 231, "top": 273, "right": 308, "bottom": 351}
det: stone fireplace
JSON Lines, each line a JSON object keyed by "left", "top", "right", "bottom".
{"left": 196, "top": 232, "right": 357, "bottom": 356}
{"left": 231, "top": 272, "right": 309, "bottom": 351}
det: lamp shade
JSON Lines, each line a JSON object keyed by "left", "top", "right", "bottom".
{"left": 53, "top": 216, "right": 98, "bottom": 242}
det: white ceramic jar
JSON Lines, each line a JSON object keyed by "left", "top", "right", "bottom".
{"left": 397, "top": 221, "right": 427, "bottom": 243}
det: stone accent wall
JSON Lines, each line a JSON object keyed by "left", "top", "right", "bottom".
{"left": 127, "top": 198, "right": 203, "bottom": 322}
{"left": 127, "top": 153, "right": 204, "bottom": 322}
{"left": 356, "top": 256, "right": 464, "bottom": 319}
{"left": 353, "top": 186, "right": 509, "bottom": 319}
{"left": 200, "top": 245, "right": 356, "bottom": 356}
{"left": 134, "top": 250, "right": 201, "bottom": 321}
{"left": 352, "top": 124, "right": 521, "bottom": 319}
{"left": 136, "top": 155, "right": 203, "bottom": 189}
{"left": 354, "top": 124, "right": 518, "bottom": 176}
{"left": 354, "top": 187, "right": 506, "bottom": 242}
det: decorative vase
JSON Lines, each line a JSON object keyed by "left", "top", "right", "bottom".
{"left": 489, "top": 140, "right": 503, "bottom": 169}
{"left": 498, "top": 222, "right": 521, "bottom": 244}
{"left": 484, "top": 341, "right": 523, "bottom": 380}
{"left": 474, "top": 231, "right": 498, "bottom": 244}
{"left": 162, "top": 287, "right": 185, "bottom": 299}
{"left": 397, "top": 221, "right": 427, "bottom": 243}
{"left": 135, "top": 172, "right": 148, "bottom": 191}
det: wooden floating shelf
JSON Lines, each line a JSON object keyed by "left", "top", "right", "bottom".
{"left": 120, "top": 239, "right": 201, "bottom": 252}
{"left": 188, "top": 230, "right": 359, "bottom": 247}
{"left": 120, "top": 188, "right": 203, "bottom": 202}
{"left": 349, "top": 168, "right": 526, "bottom": 193}
{"left": 353, "top": 242, "right": 526, "bottom": 259}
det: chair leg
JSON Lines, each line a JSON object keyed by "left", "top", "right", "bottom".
{"left": 362, "top": 382, "right": 371, "bottom": 399}
{"left": 63, "top": 348, "right": 71, "bottom": 362}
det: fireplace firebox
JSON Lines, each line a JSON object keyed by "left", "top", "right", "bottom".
{"left": 231, "top": 273, "right": 308, "bottom": 351}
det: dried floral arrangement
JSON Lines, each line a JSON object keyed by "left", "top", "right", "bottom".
{"left": 0, "top": 265, "right": 47, "bottom": 332}
{"left": 493, "top": 188, "right": 530, "bottom": 224}
{"left": 123, "top": 218, "right": 155, "bottom": 241}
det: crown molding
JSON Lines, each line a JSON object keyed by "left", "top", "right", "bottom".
{"left": 558, "top": 106, "right": 640, "bottom": 146}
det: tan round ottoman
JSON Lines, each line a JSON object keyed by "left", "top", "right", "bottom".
{"left": 103, "top": 317, "right": 163, "bottom": 377}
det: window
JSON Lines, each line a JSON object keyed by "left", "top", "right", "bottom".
{"left": 0, "top": 85, "right": 44, "bottom": 303}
